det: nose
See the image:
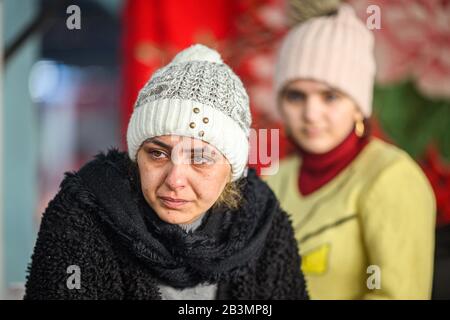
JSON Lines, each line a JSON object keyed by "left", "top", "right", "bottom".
{"left": 164, "top": 163, "right": 187, "bottom": 191}
{"left": 302, "top": 96, "right": 323, "bottom": 123}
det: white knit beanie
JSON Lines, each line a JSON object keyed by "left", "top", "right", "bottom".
{"left": 275, "top": 3, "right": 376, "bottom": 117}
{"left": 126, "top": 44, "right": 252, "bottom": 181}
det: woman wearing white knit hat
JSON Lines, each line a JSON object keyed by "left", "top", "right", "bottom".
{"left": 264, "top": 1, "right": 435, "bottom": 299}
{"left": 24, "top": 44, "right": 308, "bottom": 300}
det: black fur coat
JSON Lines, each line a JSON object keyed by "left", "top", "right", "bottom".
{"left": 24, "top": 149, "right": 308, "bottom": 300}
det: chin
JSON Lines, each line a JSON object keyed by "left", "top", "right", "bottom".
{"left": 154, "top": 208, "right": 197, "bottom": 225}
{"left": 156, "top": 210, "right": 184, "bottom": 224}
{"left": 297, "top": 138, "right": 333, "bottom": 154}
{"left": 307, "top": 145, "right": 333, "bottom": 154}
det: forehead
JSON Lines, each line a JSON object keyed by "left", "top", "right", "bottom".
{"left": 144, "top": 135, "right": 218, "bottom": 151}
{"left": 285, "top": 79, "right": 334, "bottom": 92}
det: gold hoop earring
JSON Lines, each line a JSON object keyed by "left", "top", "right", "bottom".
{"left": 355, "top": 119, "right": 365, "bottom": 137}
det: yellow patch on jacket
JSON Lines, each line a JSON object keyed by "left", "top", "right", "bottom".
{"left": 301, "top": 244, "right": 330, "bottom": 275}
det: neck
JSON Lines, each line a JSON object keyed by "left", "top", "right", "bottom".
{"left": 296, "top": 130, "right": 369, "bottom": 195}
{"left": 179, "top": 213, "right": 206, "bottom": 233}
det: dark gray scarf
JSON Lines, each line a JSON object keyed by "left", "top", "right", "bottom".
{"left": 78, "top": 150, "right": 277, "bottom": 288}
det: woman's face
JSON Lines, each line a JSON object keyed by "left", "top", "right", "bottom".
{"left": 280, "top": 79, "right": 364, "bottom": 154}
{"left": 136, "top": 135, "right": 231, "bottom": 225}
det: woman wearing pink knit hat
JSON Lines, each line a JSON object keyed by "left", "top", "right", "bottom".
{"left": 264, "top": 1, "right": 436, "bottom": 299}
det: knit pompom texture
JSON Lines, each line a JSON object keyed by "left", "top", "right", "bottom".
{"left": 288, "top": 0, "right": 342, "bottom": 25}
{"left": 171, "top": 44, "right": 223, "bottom": 65}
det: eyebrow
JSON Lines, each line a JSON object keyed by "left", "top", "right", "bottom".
{"left": 284, "top": 87, "right": 341, "bottom": 95}
{"left": 144, "top": 138, "right": 216, "bottom": 155}
{"left": 144, "top": 138, "right": 172, "bottom": 150}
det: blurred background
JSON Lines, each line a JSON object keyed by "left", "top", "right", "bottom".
{"left": 1, "top": 0, "right": 449, "bottom": 299}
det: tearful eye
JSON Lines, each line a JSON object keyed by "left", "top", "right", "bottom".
{"left": 192, "top": 156, "right": 214, "bottom": 165}
{"left": 147, "top": 149, "right": 168, "bottom": 160}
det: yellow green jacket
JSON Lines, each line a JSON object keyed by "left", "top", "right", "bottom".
{"left": 263, "top": 138, "right": 436, "bottom": 299}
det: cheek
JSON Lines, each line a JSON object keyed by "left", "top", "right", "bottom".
{"left": 193, "top": 166, "right": 229, "bottom": 205}
{"left": 281, "top": 103, "right": 303, "bottom": 128}
{"left": 138, "top": 163, "right": 164, "bottom": 200}
{"left": 326, "top": 104, "right": 356, "bottom": 137}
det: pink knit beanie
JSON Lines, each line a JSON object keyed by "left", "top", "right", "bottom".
{"left": 275, "top": 3, "right": 376, "bottom": 117}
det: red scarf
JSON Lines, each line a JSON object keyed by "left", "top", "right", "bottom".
{"left": 295, "top": 131, "right": 369, "bottom": 196}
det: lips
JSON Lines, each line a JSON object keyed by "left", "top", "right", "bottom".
{"left": 158, "top": 196, "right": 190, "bottom": 209}
{"left": 303, "top": 127, "right": 323, "bottom": 137}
